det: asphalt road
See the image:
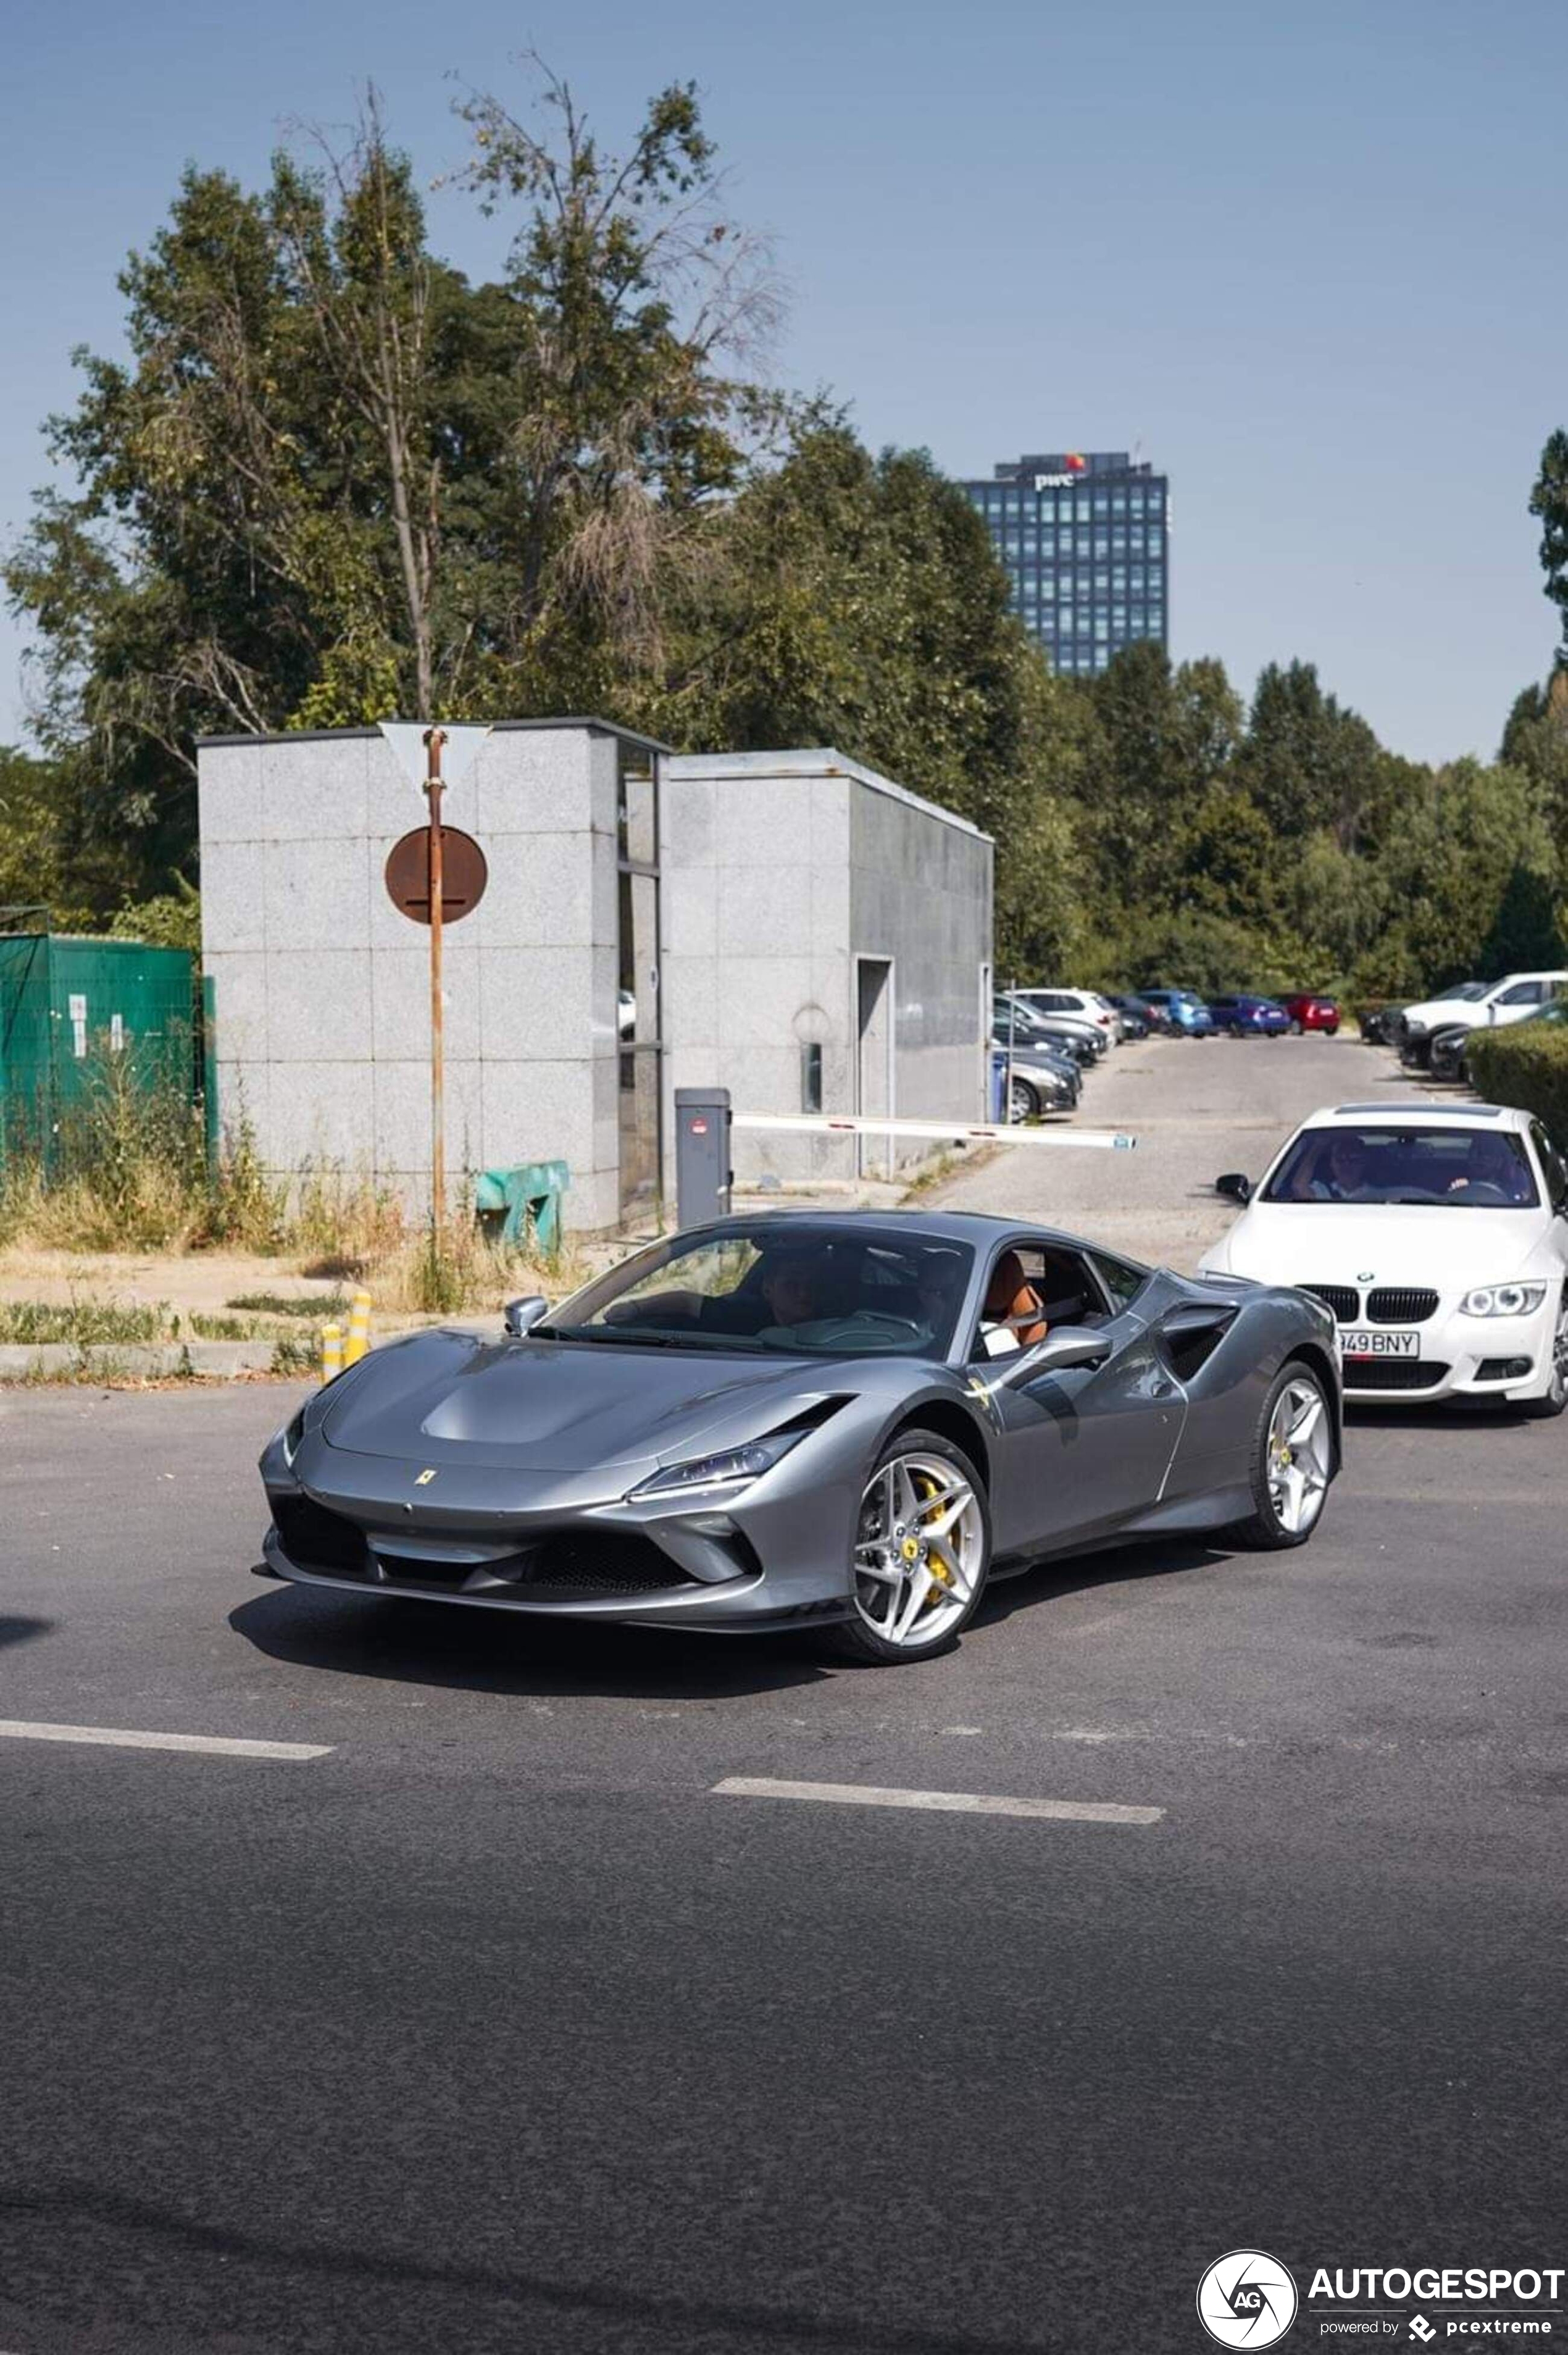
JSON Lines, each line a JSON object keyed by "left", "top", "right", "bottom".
{"left": 2, "top": 1035, "right": 1564, "bottom": 2355}
{"left": 940, "top": 1028, "right": 1414, "bottom": 1267}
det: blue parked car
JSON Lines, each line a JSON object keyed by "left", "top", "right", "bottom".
{"left": 1140, "top": 987, "right": 1215, "bottom": 1036}
{"left": 1206, "top": 993, "right": 1291, "bottom": 1037}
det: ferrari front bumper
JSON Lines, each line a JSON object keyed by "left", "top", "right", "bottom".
{"left": 260, "top": 1436, "right": 861, "bottom": 1632}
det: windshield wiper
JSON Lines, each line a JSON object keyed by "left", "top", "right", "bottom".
{"left": 541, "top": 1323, "right": 682, "bottom": 1347}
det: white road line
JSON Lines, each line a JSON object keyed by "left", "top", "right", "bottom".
{"left": 711, "top": 1776, "right": 1163, "bottom": 1825}
{"left": 0, "top": 1719, "right": 333, "bottom": 1762}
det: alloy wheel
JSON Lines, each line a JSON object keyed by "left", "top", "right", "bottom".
{"left": 854, "top": 1452, "right": 985, "bottom": 1650}
{"left": 1549, "top": 1300, "right": 1568, "bottom": 1406}
{"left": 1266, "top": 1378, "right": 1331, "bottom": 1535}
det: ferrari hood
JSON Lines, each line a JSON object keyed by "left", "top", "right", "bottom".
{"left": 1212, "top": 1204, "right": 1548, "bottom": 1289}
{"left": 320, "top": 1330, "right": 836, "bottom": 1471}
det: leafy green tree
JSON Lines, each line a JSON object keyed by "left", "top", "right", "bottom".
{"left": 1233, "top": 659, "right": 1395, "bottom": 851}
{"left": 1530, "top": 429, "right": 1568, "bottom": 659}
{"left": 4, "top": 65, "right": 781, "bottom": 900}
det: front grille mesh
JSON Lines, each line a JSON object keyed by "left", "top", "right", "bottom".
{"left": 274, "top": 1497, "right": 369, "bottom": 1576}
{"left": 1303, "top": 1283, "right": 1359, "bottom": 1323}
{"left": 516, "top": 1536, "right": 695, "bottom": 1596}
{"left": 1367, "top": 1288, "right": 1439, "bottom": 1324}
{"left": 1341, "top": 1358, "right": 1449, "bottom": 1392}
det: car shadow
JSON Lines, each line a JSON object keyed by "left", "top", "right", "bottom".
{"left": 0, "top": 1615, "right": 54, "bottom": 1652}
{"left": 228, "top": 1583, "right": 834, "bottom": 1701}
{"left": 974, "top": 1536, "right": 1235, "bottom": 1630}
{"left": 1345, "top": 1400, "right": 1540, "bottom": 1431}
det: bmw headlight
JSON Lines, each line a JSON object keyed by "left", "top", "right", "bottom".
{"left": 629, "top": 1430, "right": 807, "bottom": 1500}
{"left": 1460, "top": 1283, "right": 1548, "bottom": 1318}
{"left": 1404, "top": 1017, "right": 1426, "bottom": 1036}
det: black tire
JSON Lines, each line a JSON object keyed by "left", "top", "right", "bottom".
{"left": 1228, "top": 1357, "right": 1334, "bottom": 1550}
{"left": 820, "top": 1426, "right": 992, "bottom": 1666}
{"left": 1008, "top": 1076, "right": 1040, "bottom": 1123}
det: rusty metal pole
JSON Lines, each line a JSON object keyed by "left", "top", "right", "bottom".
{"left": 423, "top": 727, "right": 448, "bottom": 1237}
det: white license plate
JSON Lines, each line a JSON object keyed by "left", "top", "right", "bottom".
{"left": 1338, "top": 1328, "right": 1419, "bottom": 1359}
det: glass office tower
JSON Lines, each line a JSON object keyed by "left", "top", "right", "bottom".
{"left": 961, "top": 451, "right": 1169, "bottom": 677}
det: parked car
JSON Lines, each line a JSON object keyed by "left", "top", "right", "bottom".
{"left": 1198, "top": 1102, "right": 1568, "bottom": 1415}
{"left": 1011, "top": 987, "right": 1120, "bottom": 1046}
{"left": 1427, "top": 1024, "right": 1472, "bottom": 1084}
{"left": 1358, "top": 1003, "right": 1398, "bottom": 1046}
{"left": 262, "top": 1210, "right": 1343, "bottom": 1666}
{"left": 994, "top": 993, "right": 1106, "bottom": 1061}
{"left": 1106, "top": 993, "right": 1156, "bottom": 1038}
{"left": 1435, "top": 997, "right": 1568, "bottom": 1084}
{"left": 990, "top": 1040, "right": 1080, "bottom": 1121}
{"left": 1398, "top": 973, "right": 1568, "bottom": 1068}
{"left": 1140, "top": 988, "right": 1215, "bottom": 1037}
{"left": 1278, "top": 992, "right": 1341, "bottom": 1035}
{"left": 1207, "top": 993, "right": 1292, "bottom": 1038}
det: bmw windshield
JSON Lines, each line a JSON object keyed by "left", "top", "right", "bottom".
{"left": 539, "top": 1227, "right": 975, "bottom": 1357}
{"left": 1264, "top": 1126, "right": 1538, "bottom": 1208}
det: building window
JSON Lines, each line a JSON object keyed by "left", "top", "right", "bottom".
{"left": 1040, "top": 577, "right": 1056, "bottom": 601}
{"left": 1092, "top": 493, "right": 1109, "bottom": 517}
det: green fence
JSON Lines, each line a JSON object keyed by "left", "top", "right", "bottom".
{"left": 0, "top": 934, "right": 198, "bottom": 1169}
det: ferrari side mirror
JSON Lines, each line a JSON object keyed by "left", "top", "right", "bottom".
{"left": 504, "top": 1295, "right": 549, "bottom": 1339}
{"left": 1216, "top": 1172, "right": 1252, "bottom": 1203}
{"left": 1006, "top": 1326, "right": 1113, "bottom": 1383}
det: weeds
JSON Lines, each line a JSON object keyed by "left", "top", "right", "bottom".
{"left": 0, "top": 1299, "right": 168, "bottom": 1346}
{"left": 1, "top": 1045, "right": 592, "bottom": 1320}
{"left": 228, "top": 1292, "right": 349, "bottom": 1320}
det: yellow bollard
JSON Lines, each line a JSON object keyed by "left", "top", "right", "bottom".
{"left": 344, "top": 1288, "right": 372, "bottom": 1367}
{"left": 320, "top": 1323, "right": 343, "bottom": 1384}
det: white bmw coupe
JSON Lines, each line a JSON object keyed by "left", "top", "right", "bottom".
{"left": 1198, "top": 1101, "right": 1568, "bottom": 1413}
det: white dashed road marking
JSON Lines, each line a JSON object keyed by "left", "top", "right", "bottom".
{"left": 0, "top": 1720, "right": 333, "bottom": 1762}
{"left": 711, "top": 1776, "right": 1163, "bottom": 1825}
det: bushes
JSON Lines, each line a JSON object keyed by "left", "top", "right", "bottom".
{"left": 1466, "top": 1024, "right": 1568, "bottom": 1142}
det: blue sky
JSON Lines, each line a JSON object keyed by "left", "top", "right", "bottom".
{"left": 2, "top": 0, "right": 1564, "bottom": 764}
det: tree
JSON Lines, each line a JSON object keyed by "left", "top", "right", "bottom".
{"left": 1233, "top": 659, "right": 1395, "bottom": 853}
{"left": 1530, "top": 429, "right": 1568, "bottom": 660}
{"left": 4, "top": 63, "right": 783, "bottom": 897}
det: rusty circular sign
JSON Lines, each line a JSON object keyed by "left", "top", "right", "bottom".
{"left": 384, "top": 827, "right": 488, "bottom": 926}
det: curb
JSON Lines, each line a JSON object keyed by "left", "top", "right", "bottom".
{"left": 0, "top": 1321, "right": 496, "bottom": 1384}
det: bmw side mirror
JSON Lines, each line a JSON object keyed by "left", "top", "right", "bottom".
{"left": 1216, "top": 1172, "right": 1252, "bottom": 1203}
{"left": 1006, "top": 1326, "right": 1114, "bottom": 1383}
{"left": 504, "top": 1295, "right": 549, "bottom": 1339}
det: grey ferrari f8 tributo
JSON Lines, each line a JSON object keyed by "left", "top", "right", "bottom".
{"left": 259, "top": 1212, "right": 1341, "bottom": 1665}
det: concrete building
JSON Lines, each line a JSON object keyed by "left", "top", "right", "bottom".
{"left": 959, "top": 450, "right": 1170, "bottom": 677}
{"left": 198, "top": 719, "right": 664, "bottom": 1236}
{"left": 198, "top": 724, "right": 993, "bottom": 1232}
{"left": 659, "top": 750, "right": 993, "bottom": 1187}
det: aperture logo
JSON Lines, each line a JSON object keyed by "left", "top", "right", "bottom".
{"left": 1198, "top": 2251, "right": 1299, "bottom": 2348}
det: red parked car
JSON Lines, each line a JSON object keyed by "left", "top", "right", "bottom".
{"left": 1277, "top": 991, "right": 1340, "bottom": 1035}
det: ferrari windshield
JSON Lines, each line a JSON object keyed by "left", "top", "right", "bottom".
{"left": 1264, "top": 1126, "right": 1538, "bottom": 1208}
{"left": 540, "top": 1226, "right": 975, "bottom": 1357}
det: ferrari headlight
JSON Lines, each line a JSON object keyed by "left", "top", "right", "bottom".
{"left": 629, "top": 1430, "right": 807, "bottom": 1500}
{"left": 280, "top": 1406, "right": 308, "bottom": 1467}
{"left": 1460, "top": 1283, "right": 1547, "bottom": 1318}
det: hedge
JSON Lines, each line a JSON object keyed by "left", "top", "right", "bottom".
{"left": 1466, "top": 1023, "right": 1568, "bottom": 1144}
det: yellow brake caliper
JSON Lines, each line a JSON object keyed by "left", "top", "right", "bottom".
{"left": 915, "top": 1472, "right": 952, "bottom": 1601}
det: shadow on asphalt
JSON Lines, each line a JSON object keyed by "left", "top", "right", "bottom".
{"left": 1345, "top": 1400, "right": 1540, "bottom": 1431}
{"left": 977, "top": 1536, "right": 1234, "bottom": 1631}
{"left": 228, "top": 1584, "right": 835, "bottom": 1700}
{"left": 229, "top": 1533, "right": 1236, "bottom": 1700}
{"left": 0, "top": 1615, "right": 54, "bottom": 1652}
